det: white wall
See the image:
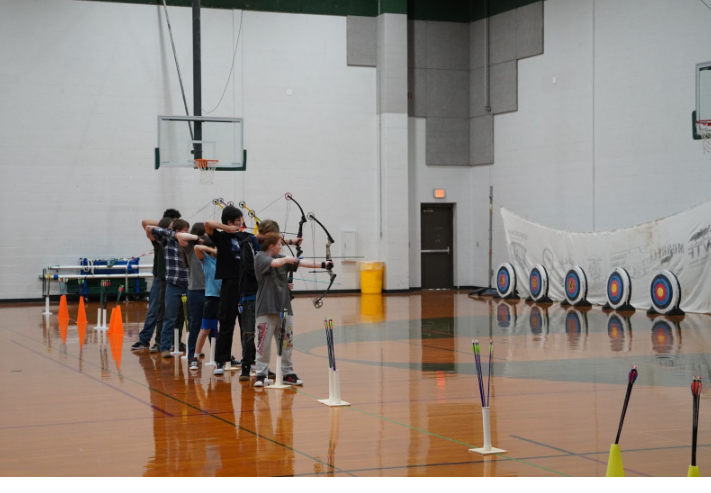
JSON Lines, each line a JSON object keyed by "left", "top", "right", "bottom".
{"left": 0, "top": 0, "right": 377, "bottom": 299}
{"left": 409, "top": 0, "right": 711, "bottom": 289}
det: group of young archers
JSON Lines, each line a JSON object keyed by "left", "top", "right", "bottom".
{"left": 132, "top": 206, "right": 333, "bottom": 387}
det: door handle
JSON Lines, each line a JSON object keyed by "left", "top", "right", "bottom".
{"left": 421, "top": 247, "right": 450, "bottom": 254}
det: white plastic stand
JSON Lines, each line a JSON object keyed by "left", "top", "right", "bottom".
{"left": 171, "top": 328, "right": 182, "bottom": 356}
{"left": 469, "top": 407, "right": 507, "bottom": 455}
{"left": 318, "top": 370, "right": 350, "bottom": 407}
{"left": 266, "top": 355, "right": 291, "bottom": 389}
{"left": 94, "top": 309, "right": 108, "bottom": 330}
{"left": 42, "top": 296, "right": 52, "bottom": 315}
{"left": 205, "top": 336, "right": 217, "bottom": 367}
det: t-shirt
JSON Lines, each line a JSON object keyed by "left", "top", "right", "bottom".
{"left": 201, "top": 255, "right": 221, "bottom": 298}
{"left": 151, "top": 240, "right": 166, "bottom": 280}
{"left": 209, "top": 230, "right": 253, "bottom": 280}
{"left": 254, "top": 251, "right": 298, "bottom": 317}
{"left": 183, "top": 242, "right": 205, "bottom": 291}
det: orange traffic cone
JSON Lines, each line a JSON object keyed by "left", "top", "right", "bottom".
{"left": 108, "top": 306, "right": 124, "bottom": 336}
{"left": 58, "top": 295, "right": 69, "bottom": 321}
{"left": 59, "top": 317, "right": 69, "bottom": 344}
{"left": 77, "top": 297, "right": 88, "bottom": 324}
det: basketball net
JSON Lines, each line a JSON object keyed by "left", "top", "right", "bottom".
{"left": 697, "top": 121, "right": 711, "bottom": 154}
{"left": 195, "top": 159, "right": 218, "bottom": 185}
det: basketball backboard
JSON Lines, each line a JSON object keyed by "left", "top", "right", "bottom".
{"left": 155, "top": 116, "right": 245, "bottom": 170}
{"left": 693, "top": 61, "right": 711, "bottom": 142}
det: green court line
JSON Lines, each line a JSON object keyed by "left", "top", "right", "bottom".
{"left": 292, "top": 389, "right": 571, "bottom": 477}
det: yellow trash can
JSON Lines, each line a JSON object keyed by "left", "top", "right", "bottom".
{"left": 360, "top": 261, "right": 384, "bottom": 294}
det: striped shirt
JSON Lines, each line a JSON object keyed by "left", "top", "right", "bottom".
{"left": 150, "top": 227, "right": 188, "bottom": 287}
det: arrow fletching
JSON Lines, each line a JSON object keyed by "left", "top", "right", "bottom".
{"left": 691, "top": 376, "right": 702, "bottom": 397}
{"left": 628, "top": 366, "right": 638, "bottom": 385}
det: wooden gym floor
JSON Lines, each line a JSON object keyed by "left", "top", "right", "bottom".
{"left": 0, "top": 291, "right": 709, "bottom": 478}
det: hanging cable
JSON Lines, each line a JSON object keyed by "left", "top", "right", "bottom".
{"left": 161, "top": 0, "right": 194, "bottom": 140}
{"left": 203, "top": 10, "right": 244, "bottom": 114}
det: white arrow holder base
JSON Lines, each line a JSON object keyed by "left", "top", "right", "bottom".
{"left": 266, "top": 355, "right": 291, "bottom": 389}
{"left": 204, "top": 336, "right": 217, "bottom": 367}
{"left": 170, "top": 328, "right": 183, "bottom": 355}
{"left": 469, "top": 407, "right": 506, "bottom": 455}
{"left": 318, "top": 369, "right": 350, "bottom": 407}
{"left": 94, "top": 309, "right": 108, "bottom": 331}
{"left": 42, "top": 296, "right": 52, "bottom": 315}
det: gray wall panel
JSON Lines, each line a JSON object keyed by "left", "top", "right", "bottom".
{"left": 426, "top": 69, "right": 469, "bottom": 118}
{"left": 470, "top": 115, "right": 494, "bottom": 165}
{"left": 426, "top": 118, "right": 470, "bottom": 166}
{"left": 347, "top": 16, "right": 377, "bottom": 67}
{"left": 408, "top": 68, "right": 427, "bottom": 117}
{"left": 490, "top": 61, "right": 517, "bottom": 114}
{"left": 516, "top": 1, "right": 544, "bottom": 59}
{"left": 408, "top": 20, "right": 427, "bottom": 69}
{"left": 425, "top": 21, "right": 469, "bottom": 70}
{"left": 489, "top": 10, "right": 516, "bottom": 65}
{"left": 470, "top": 19, "right": 486, "bottom": 70}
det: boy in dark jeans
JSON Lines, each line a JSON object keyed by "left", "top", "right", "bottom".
{"left": 205, "top": 205, "right": 252, "bottom": 375}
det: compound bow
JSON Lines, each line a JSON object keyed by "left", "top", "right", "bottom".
{"left": 307, "top": 211, "right": 336, "bottom": 309}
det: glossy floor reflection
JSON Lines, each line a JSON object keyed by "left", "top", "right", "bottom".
{"left": 1, "top": 292, "right": 710, "bottom": 477}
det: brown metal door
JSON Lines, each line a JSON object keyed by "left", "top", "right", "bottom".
{"left": 421, "top": 204, "right": 453, "bottom": 289}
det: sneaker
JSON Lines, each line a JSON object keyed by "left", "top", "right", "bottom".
{"left": 230, "top": 355, "right": 241, "bottom": 367}
{"left": 268, "top": 369, "right": 276, "bottom": 379}
{"left": 130, "top": 341, "right": 149, "bottom": 351}
{"left": 179, "top": 342, "right": 186, "bottom": 352}
{"left": 161, "top": 351, "right": 173, "bottom": 359}
{"left": 213, "top": 362, "right": 224, "bottom": 375}
{"left": 189, "top": 358, "right": 199, "bottom": 371}
{"left": 283, "top": 374, "right": 303, "bottom": 386}
{"left": 254, "top": 376, "right": 265, "bottom": 387}
{"left": 149, "top": 344, "right": 160, "bottom": 353}
{"left": 239, "top": 366, "right": 251, "bottom": 381}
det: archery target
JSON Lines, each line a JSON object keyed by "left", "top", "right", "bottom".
{"left": 649, "top": 270, "right": 681, "bottom": 314}
{"left": 606, "top": 267, "right": 632, "bottom": 309}
{"left": 651, "top": 320, "right": 674, "bottom": 354}
{"left": 564, "top": 266, "right": 588, "bottom": 305}
{"left": 528, "top": 264, "right": 549, "bottom": 301}
{"left": 495, "top": 263, "right": 517, "bottom": 298}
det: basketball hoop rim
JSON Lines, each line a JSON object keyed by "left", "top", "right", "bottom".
{"left": 194, "top": 158, "right": 219, "bottom": 170}
{"left": 696, "top": 119, "right": 711, "bottom": 127}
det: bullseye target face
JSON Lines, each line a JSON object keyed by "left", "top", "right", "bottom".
{"left": 495, "top": 263, "right": 517, "bottom": 298}
{"left": 529, "top": 264, "right": 549, "bottom": 301}
{"left": 651, "top": 320, "right": 674, "bottom": 354}
{"left": 564, "top": 266, "right": 588, "bottom": 304}
{"left": 649, "top": 270, "right": 681, "bottom": 314}
{"left": 606, "top": 267, "right": 631, "bottom": 309}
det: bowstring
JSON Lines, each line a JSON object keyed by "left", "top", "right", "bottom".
{"left": 284, "top": 198, "right": 312, "bottom": 297}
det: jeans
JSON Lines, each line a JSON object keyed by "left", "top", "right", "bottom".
{"left": 138, "top": 278, "right": 165, "bottom": 346}
{"left": 186, "top": 289, "right": 205, "bottom": 359}
{"left": 160, "top": 283, "right": 187, "bottom": 353}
